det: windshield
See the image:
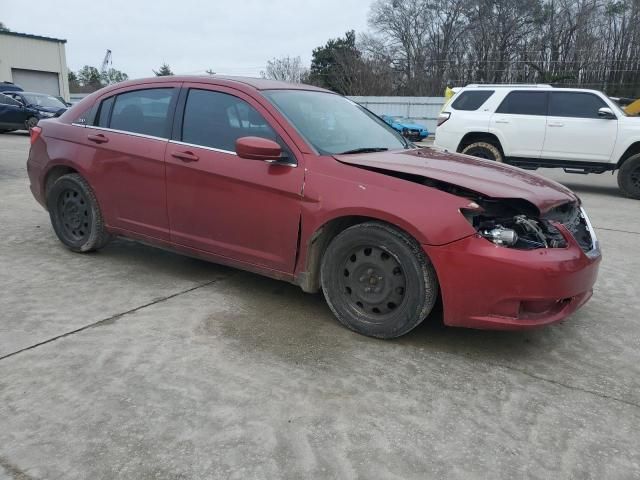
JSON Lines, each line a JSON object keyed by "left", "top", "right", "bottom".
{"left": 23, "top": 93, "right": 66, "bottom": 109}
{"left": 263, "top": 90, "right": 408, "bottom": 155}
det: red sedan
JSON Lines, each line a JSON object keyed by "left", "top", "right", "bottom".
{"left": 27, "top": 76, "right": 601, "bottom": 338}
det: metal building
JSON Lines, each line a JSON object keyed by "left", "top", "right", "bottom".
{"left": 0, "top": 30, "right": 70, "bottom": 100}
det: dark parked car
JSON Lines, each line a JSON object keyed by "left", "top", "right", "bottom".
{"left": 27, "top": 76, "right": 600, "bottom": 338}
{"left": 0, "top": 81, "right": 23, "bottom": 93}
{"left": 0, "top": 91, "right": 67, "bottom": 131}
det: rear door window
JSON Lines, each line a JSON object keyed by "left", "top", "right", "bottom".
{"left": 108, "top": 88, "right": 175, "bottom": 138}
{"left": 451, "top": 90, "right": 494, "bottom": 111}
{"left": 496, "top": 91, "right": 548, "bottom": 116}
{"left": 181, "top": 89, "right": 278, "bottom": 152}
{"left": 549, "top": 92, "right": 608, "bottom": 119}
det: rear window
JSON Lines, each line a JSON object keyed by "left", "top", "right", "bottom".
{"left": 496, "top": 91, "right": 547, "bottom": 116}
{"left": 451, "top": 90, "right": 494, "bottom": 111}
{"left": 108, "top": 88, "right": 175, "bottom": 138}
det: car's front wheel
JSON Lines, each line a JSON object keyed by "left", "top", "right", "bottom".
{"left": 320, "top": 222, "right": 439, "bottom": 339}
{"left": 461, "top": 141, "right": 503, "bottom": 162}
{"left": 618, "top": 154, "right": 640, "bottom": 199}
{"left": 47, "top": 173, "right": 111, "bottom": 252}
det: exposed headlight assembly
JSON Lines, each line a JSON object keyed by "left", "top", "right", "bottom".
{"left": 39, "top": 111, "right": 56, "bottom": 118}
{"left": 462, "top": 202, "right": 567, "bottom": 250}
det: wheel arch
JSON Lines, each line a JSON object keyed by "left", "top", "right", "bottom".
{"left": 296, "top": 214, "right": 428, "bottom": 294}
{"left": 44, "top": 164, "right": 81, "bottom": 198}
{"left": 457, "top": 132, "right": 504, "bottom": 155}
{"left": 617, "top": 142, "right": 640, "bottom": 169}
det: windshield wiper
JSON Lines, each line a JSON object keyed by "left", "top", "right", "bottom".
{"left": 339, "top": 147, "right": 389, "bottom": 154}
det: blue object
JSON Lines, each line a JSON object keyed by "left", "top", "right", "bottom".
{"left": 381, "top": 115, "right": 429, "bottom": 141}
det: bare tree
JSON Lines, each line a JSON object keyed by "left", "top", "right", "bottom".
{"left": 307, "top": 0, "right": 640, "bottom": 97}
{"left": 261, "top": 56, "right": 308, "bottom": 83}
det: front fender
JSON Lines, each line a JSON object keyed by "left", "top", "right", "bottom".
{"left": 301, "top": 163, "right": 477, "bottom": 247}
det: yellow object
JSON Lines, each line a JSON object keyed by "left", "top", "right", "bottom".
{"left": 444, "top": 86, "right": 455, "bottom": 101}
{"left": 625, "top": 99, "right": 640, "bottom": 116}
{"left": 441, "top": 86, "right": 456, "bottom": 113}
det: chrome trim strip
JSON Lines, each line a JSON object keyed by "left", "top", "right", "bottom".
{"left": 580, "top": 207, "right": 600, "bottom": 259}
{"left": 168, "top": 141, "right": 297, "bottom": 167}
{"left": 71, "top": 122, "right": 86, "bottom": 127}
{"left": 85, "top": 125, "right": 168, "bottom": 142}
{"left": 169, "top": 140, "right": 236, "bottom": 156}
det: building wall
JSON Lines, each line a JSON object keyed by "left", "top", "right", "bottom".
{"left": 348, "top": 96, "right": 446, "bottom": 134}
{"left": 0, "top": 33, "right": 69, "bottom": 100}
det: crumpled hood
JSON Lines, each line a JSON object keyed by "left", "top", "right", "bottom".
{"left": 334, "top": 147, "right": 578, "bottom": 213}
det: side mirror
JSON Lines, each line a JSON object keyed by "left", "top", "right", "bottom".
{"left": 598, "top": 107, "right": 616, "bottom": 119}
{"left": 235, "top": 136, "right": 282, "bottom": 162}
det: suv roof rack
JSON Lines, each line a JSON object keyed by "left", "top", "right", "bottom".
{"left": 465, "top": 84, "right": 552, "bottom": 88}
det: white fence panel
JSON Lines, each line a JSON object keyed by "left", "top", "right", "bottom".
{"left": 347, "top": 96, "right": 446, "bottom": 134}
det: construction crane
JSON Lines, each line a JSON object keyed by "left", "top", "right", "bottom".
{"left": 100, "top": 49, "right": 112, "bottom": 75}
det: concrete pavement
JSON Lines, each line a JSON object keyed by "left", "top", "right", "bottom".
{"left": 1, "top": 132, "right": 639, "bottom": 479}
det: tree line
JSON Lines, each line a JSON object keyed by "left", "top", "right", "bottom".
{"left": 265, "top": 0, "right": 640, "bottom": 98}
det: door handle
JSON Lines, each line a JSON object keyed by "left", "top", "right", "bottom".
{"left": 171, "top": 151, "right": 199, "bottom": 162}
{"left": 548, "top": 122, "right": 564, "bottom": 127}
{"left": 87, "top": 133, "right": 109, "bottom": 144}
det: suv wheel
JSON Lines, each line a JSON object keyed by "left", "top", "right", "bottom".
{"left": 618, "top": 153, "right": 640, "bottom": 199}
{"left": 461, "top": 141, "right": 503, "bottom": 162}
{"left": 320, "top": 222, "right": 439, "bottom": 339}
{"left": 47, "top": 173, "right": 112, "bottom": 252}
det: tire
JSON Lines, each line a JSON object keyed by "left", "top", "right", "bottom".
{"left": 47, "top": 173, "right": 111, "bottom": 252}
{"left": 461, "top": 141, "right": 503, "bottom": 162}
{"left": 617, "top": 154, "right": 640, "bottom": 199}
{"left": 320, "top": 222, "right": 439, "bottom": 339}
{"left": 25, "top": 116, "right": 39, "bottom": 130}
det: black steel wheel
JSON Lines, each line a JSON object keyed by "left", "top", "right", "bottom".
{"left": 321, "top": 222, "right": 439, "bottom": 339}
{"left": 47, "top": 173, "right": 111, "bottom": 252}
{"left": 340, "top": 245, "right": 407, "bottom": 316}
{"left": 618, "top": 154, "right": 640, "bottom": 199}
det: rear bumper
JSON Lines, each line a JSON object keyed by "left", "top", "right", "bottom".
{"left": 26, "top": 146, "right": 47, "bottom": 208}
{"left": 425, "top": 234, "right": 601, "bottom": 330}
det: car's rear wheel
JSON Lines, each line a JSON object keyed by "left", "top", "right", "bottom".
{"left": 320, "top": 222, "right": 438, "bottom": 339}
{"left": 618, "top": 154, "right": 640, "bottom": 200}
{"left": 25, "top": 116, "right": 39, "bottom": 130}
{"left": 461, "top": 141, "right": 503, "bottom": 162}
{"left": 47, "top": 173, "right": 111, "bottom": 252}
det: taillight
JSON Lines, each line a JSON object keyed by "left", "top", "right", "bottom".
{"left": 29, "top": 126, "right": 42, "bottom": 145}
{"left": 437, "top": 112, "right": 450, "bottom": 127}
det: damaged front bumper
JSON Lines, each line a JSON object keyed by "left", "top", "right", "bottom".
{"left": 425, "top": 222, "right": 601, "bottom": 330}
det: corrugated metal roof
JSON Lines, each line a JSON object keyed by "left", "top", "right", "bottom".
{"left": 0, "top": 30, "right": 66, "bottom": 43}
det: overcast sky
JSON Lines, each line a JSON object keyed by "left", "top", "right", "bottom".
{"left": 2, "top": 0, "right": 372, "bottom": 78}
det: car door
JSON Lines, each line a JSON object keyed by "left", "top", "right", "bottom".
{"left": 542, "top": 91, "right": 618, "bottom": 162}
{"left": 0, "top": 93, "right": 27, "bottom": 129}
{"left": 81, "top": 85, "right": 179, "bottom": 240}
{"left": 489, "top": 90, "right": 548, "bottom": 158}
{"left": 165, "top": 84, "right": 304, "bottom": 273}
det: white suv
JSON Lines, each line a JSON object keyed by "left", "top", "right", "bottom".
{"left": 434, "top": 84, "right": 640, "bottom": 199}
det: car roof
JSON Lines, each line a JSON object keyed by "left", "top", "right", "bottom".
{"left": 100, "top": 75, "right": 332, "bottom": 94}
